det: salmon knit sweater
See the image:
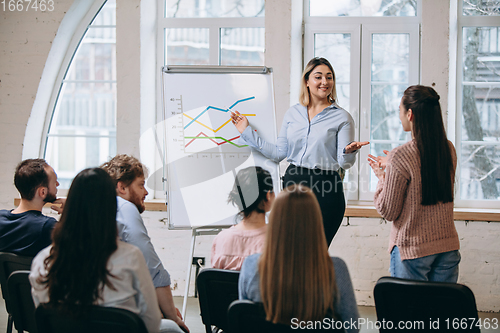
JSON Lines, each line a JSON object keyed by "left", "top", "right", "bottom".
{"left": 373, "top": 140, "right": 460, "bottom": 260}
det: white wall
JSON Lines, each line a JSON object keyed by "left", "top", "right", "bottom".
{"left": 1, "top": 0, "right": 499, "bottom": 312}
{"left": 0, "top": 0, "right": 74, "bottom": 208}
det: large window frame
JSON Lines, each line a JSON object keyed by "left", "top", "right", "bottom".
{"left": 452, "top": 0, "right": 500, "bottom": 209}
{"left": 154, "top": 0, "right": 265, "bottom": 198}
{"left": 40, "top": 0, "right": 116, "bottom": 191}
{"left": 304, "top": 0, "right": 421, "bottom": 204}
{"left": 156, "top": 0, "right": 265, "bottom": 67}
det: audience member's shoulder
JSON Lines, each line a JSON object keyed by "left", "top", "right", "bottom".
{"left": 41, "top": 212, "right": 57, "bottom": 224}
{"left": 32, "top": 246, "right": 51, "bottom": 270}
{"left": 112, "top": 241, "right": 146, "bottom": 265}
{"left": 331, "top": 257, "right": 348, "bottom": 271}
{"left": 117, "top": 240, "right": 141, "bottom": 254}
{"left": 242, "top": 253, "right": 260, "bottom": 269}
{"left": 398, "top": 140, "right": 419, "bottom": 154}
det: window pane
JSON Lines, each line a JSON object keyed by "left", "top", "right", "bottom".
{"left": 369, "top": 142, "right": 404, "bottom": 191}
{"left": 371, "top": 34, "right": 409, "bottom": 140}
{"left": 463, "top": 0, "right": 500, "bottom": 16}
{"left": 372, "top": 34, "right": 409, "bottom": 82}
{"left": 220, "top": 28, "right": 264, "bottom": 66}
{"left": 309, "top": 0, "right": 416, "bottom": 17}
{"left": 314, "top": 34, "right": 350, "bottom": 83}
{"left": 460, "top": 144, "right": 500, "bottom": 200}
{"left": 45, "top": 82, "right": 117, "bottom": 187}
{"left": 371, "top": 84, "right": 408, "bottom": 141}
{"left": 461, "top": 85, "right": 500, "bottom": 141}
{"left": 463, "top": 27, "right": 500, "bottom": 82}
{"left": 461, "top": 26, "right": 500, "bottom": 200}
{"left": 166, "top": 0, "right": 264, "bottom": 18}
{"left": 313, "top": 33, "right": 351, "bottom": 106}
{"left": 370, "top": 33, "right": 410, "bottom": 190}
{"left": 66, "top": 28, "right": 116, "bottom": 81}
{"left": 45, "top": 2, "right": 116, "bottom": 189}
{"left": 91, "top": 0, "right": 116, "bottom": 24}
{"left": 165, "top": 28, "right": 210, "bottom": 65}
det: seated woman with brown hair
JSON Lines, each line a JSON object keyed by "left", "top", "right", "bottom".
{"left": 238, "top": 185, "right": 359, "bottom": 332}
{"left": 29, "top": 168, "right": 184, "bottom": 333}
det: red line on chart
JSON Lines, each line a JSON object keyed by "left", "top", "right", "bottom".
{"left": 184, "top": 132, "right": 241, "bottom": 148}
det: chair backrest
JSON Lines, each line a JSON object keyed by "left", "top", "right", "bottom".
{"left": 196, "top": 268, "right": 240, "bottom": 333}
{"left": 7, "top": 270, "right": 38, "bottom": 333}
{"left": 374, "top": 276, "right": 480, "bottom": 333}
{"left": 227, "top": 300, "right": 342, "bottom": 333}
{"left": 0, "top": 252, "right": 33, "bottom": 314}
{"left": 35, "top": 304, "right": 148, "bottom": 333}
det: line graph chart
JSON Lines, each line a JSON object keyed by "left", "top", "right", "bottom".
{"left": 162, "top": 70, "right": 278, "bottom": 229}
{"left": 180, "top": 96, "right": 257, "bottom": 154}
{"left": 184, "top": 96, "right": 255, "bottom": 129}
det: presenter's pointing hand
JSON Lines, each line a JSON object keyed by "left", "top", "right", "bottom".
{"left": 230, "top": 110, "right": 249, "bottom": 134}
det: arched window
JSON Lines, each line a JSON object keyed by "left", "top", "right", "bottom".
{"left": 44, "top": 0, "right": 116, "bottom": 189}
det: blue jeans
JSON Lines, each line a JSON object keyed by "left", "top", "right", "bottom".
{"left": 390, "top": 246, "right": 461, "bottom": 283}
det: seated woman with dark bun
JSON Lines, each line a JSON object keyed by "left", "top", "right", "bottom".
{"left": 211, "top": 166, "right": 275, "bottom": 270}
{"left": 239, "top": 185, "right": 359, "bottom": 332}
{"left": 29, "top": 168, "right": 183, "bottom": 333}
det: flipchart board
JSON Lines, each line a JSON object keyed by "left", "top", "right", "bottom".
{"left": 161, "top": 66, "right": 280, "bottom": 229}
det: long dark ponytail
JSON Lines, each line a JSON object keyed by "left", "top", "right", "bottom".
{"left": 402, "top": 85, "right": 454, "bottom": 205}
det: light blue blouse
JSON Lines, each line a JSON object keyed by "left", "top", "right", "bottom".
{"left": 116, "top": 196, "right": 171, "bottom": 288}
{"left": 240, "top": 103, "right": 357, "bottom": 171}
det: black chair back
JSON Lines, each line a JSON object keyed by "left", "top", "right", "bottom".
{"left": 374, "top": 276, "right": 480, "bottom": 333}
{"left": 7, "top": 271, "right": 37, "bottom": 333}
{"left": 227, "top": 300, "right": 342, "bottom": 333}
{"left": 0, "top": 252, "right": 33, "bottom": 333}
{"left": 196, "top": 268, "right": 240, "bottom": 333}
{"left": 35, "top": 304, "right": 148, "bottom": 333}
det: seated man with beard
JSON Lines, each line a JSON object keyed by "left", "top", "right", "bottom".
{"left": 101, "top": 155, "right": 189, "bottom": 333}
{"left": 0, "top": 159, "right": 64, "bottom": 257}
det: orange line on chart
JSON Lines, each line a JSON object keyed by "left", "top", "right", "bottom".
{"left": 183, "top": 114, "right": 256, "bottom": 133}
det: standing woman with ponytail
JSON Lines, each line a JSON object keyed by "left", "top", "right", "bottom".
{"left": 368, "top": 85, "right": 460, "bottom": 282}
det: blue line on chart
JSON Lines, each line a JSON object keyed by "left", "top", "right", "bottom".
{"left": 184, "top": 96, "right": 255, "bottom": 129}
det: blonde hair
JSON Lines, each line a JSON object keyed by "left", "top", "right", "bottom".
{"left": 258, "top": 185, "right": 336, "bottom": 324}
{"left": 299, "top": 57, "right": 337, "bottom": 107}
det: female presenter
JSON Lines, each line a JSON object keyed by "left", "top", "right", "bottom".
{"left": 231, "top": 57, "right": 368, "bottom": 245}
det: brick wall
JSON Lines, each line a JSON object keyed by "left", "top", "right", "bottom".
{"left": 0, "top": 0, "right": 72, "bottom": 209}
{"left": 139, "top": 212, "right": 500, "bottom": 312}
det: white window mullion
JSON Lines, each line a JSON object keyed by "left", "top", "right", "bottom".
{"left": 209, "top": 26, "right": 220, "bottom": 65}
{"left": 305, "top": 23, "right": 362, "bottom": 201}
{"left": 359, "top": 24, "right": 419, "bottom": 202}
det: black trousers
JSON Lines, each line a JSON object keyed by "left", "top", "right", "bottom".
{"left": 282, "top": 164, "right": 345, "bottom": 246}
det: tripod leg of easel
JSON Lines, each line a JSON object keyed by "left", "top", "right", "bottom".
{"left": 182, "top": 228, "right": 197, "bottom": 319}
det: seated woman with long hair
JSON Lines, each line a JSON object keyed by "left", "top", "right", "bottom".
{"left": 29, "top": 168, "right": 183, "bottom": 333}
{"left": 211, "top": 166, "right": 274, "bottom": 270}
{"left": 238, "top": 185, "right": 359, "bottom": 332}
